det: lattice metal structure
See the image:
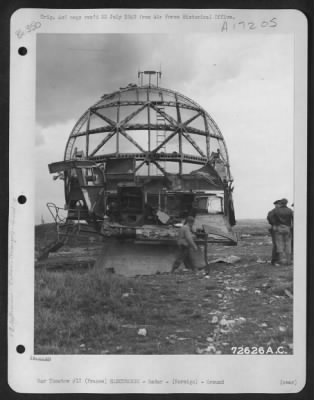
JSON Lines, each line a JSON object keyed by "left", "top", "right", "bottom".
{"left": 64, "top": 84, "right": 232, "bottom": 181}
{"left": 46, "top": 79, "right": 237, "bottom": 259}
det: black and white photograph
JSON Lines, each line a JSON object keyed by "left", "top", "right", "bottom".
{"left": 34, "top": 31, "right": 295, "bottom": 356}
{"left": 8, "top": 8, "right": 308, "bottom": 393}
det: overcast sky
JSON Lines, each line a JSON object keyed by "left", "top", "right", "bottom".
{"left": 35, "top": 33, "right": 294, "bottom": 224}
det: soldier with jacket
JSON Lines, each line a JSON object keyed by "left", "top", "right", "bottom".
{"left": 267, "top": 199, "right": 281, "bottom": 265}
{"left": 267, "top": 198, "right": 293, "bottom": 265}
{"left": 171, "top": 216, "right": 198, "bottom": 273}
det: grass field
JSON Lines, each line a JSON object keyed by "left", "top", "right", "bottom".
{"left": 34, "top": 219, "right": 293, "bottom": 355}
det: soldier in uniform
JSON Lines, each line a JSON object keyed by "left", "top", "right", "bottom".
{"left": 267, "top": 199, "right": 282, "bottom": 265}
{"left": 267, "top": 199, "right": 293, "bottom": 265}
{"left": 171, "top": 216, "right": 198, "bottom": 273}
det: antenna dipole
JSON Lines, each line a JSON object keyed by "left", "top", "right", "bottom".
{"left": 138, "top": 69, "right": 162, "bottom": 87}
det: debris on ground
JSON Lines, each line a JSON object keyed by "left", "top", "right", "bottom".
{"left": 284, "top": 289, "right": 293, "bottom": 299}
{"left": 196, "top": 345, "right": 216, "bottom": 354}
{"left": 235, "top": 317, "right": 247, "bottom": 324}
{"left": 137, "top": 328, "right": 147, "bottom": 337}
{"left": 208, "top": 255, "right": 241, "bottom": 265}
{"left": 35, "top": 219, "right": 293, "bottom": 355}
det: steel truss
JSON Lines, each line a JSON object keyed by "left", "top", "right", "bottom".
{"left": 64, "top": 85, "right": 231, "bottom": 179}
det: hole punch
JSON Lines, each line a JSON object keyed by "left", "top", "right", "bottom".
{"left": 18, "top": 195, "right": 27, "bottom": 204}
{"left": 18, "top": 47, "right": 27, "bottom": 56}
{"left": 16, "top": 345, "right": 25, "bottom": 354}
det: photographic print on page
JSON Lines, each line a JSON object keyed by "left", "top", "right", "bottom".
{"left": 9, "top": 8, "right": 307, "bottom": 394}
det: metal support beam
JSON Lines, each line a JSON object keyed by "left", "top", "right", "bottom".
{"left": 119, "top": 127, "right": 146, "bottom": 153}
{"left": 91, "top": 109, "right": 116, "bottom": 127}
{"left": 71, "top": 124, "right": 222, "bottom": 139}
{"left": 134, "top": 160, "right": 146, "bottom": 173}
{"left": 89, "top": 152, "right": 207, "bottom": 165}
{"left": 175, "top": 93, "right": 183, "bottom": 176}
{"left": 94, "top": 100, "right": 203, "bottom": 112}
{"left": 64, "top": 137, "right": 75, "bottom": 160}
{"left": 89, "top": 131, "right": 116, "bottom": 157}
{"left": 204, "top": 112, "right": 211, "bottom": 159}
{"left": 147, "top": 91, "right": 151, "bottom": 175}
{"left": 151, "top": 160, "right": 169, "bottom": 177}
{"left": 182, "top": 110, "right": 203, "bottom": 128}
{"left": 151, "top": 129, "right": 179, "bottom": 154}
{"left": 116, "top": 93, "right": 120, "bottom": 154}
{"left": 120, "top": 103, "right": 148, "bottom": 126}
{"left": 150, "top": 103, "right": 178, "bottom": 127}
{"left": 85, "top": 109, "right": 91, "bottom": 157}
{"left": 181, "top": 131, "right": 206, "bottom": 158}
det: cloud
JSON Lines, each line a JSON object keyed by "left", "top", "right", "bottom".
{"left": 36, "top": 34, "right": 178, "bottom": 126}
{"left": 35, "top": 120, "right": 76, "bottom": 223}
{"left": 35, "top": 125, "right": 46, "bottom": 146}
{"left": 36, "top": 33, "right": 254, "bottom": 126}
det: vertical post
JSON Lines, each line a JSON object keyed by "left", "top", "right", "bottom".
{"left": 164, "top": 192, "right": 167, "bottom": 212}
{"left": 175, "top": 94, "right": 183, "bottom": 175}
{"left": 116, "top": 129, "right": 119, "bottom": 155}
{"left": 204, "top": 234, "right": 209, "bottom": 275}
{"left": 116, "top": 92, "right": 120, "bottom": 154}
{"left": 204, "top": 113, "right": 211, "bottom": 160}
{"left": 157, "top": 71, "right": 161, "bottom": 87}
{"left": 147, "top": 88, "right": 151, "bottom": 175}
{"left": 86, "top": 109, "right": 91, "bottom": 158}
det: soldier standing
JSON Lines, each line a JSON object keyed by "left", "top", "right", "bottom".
{"left": 267, "top": 199, "right": 282, "bottom": 265}
{"left": 171, "top": 216, "right": 198, "bottom": 273}
{"left": 267, "top": 199, "right": 293, "bottom": 265}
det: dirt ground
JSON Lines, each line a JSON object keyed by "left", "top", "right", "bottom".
{"left": 34, "top": 220, "right": 293, "bottom": 355}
